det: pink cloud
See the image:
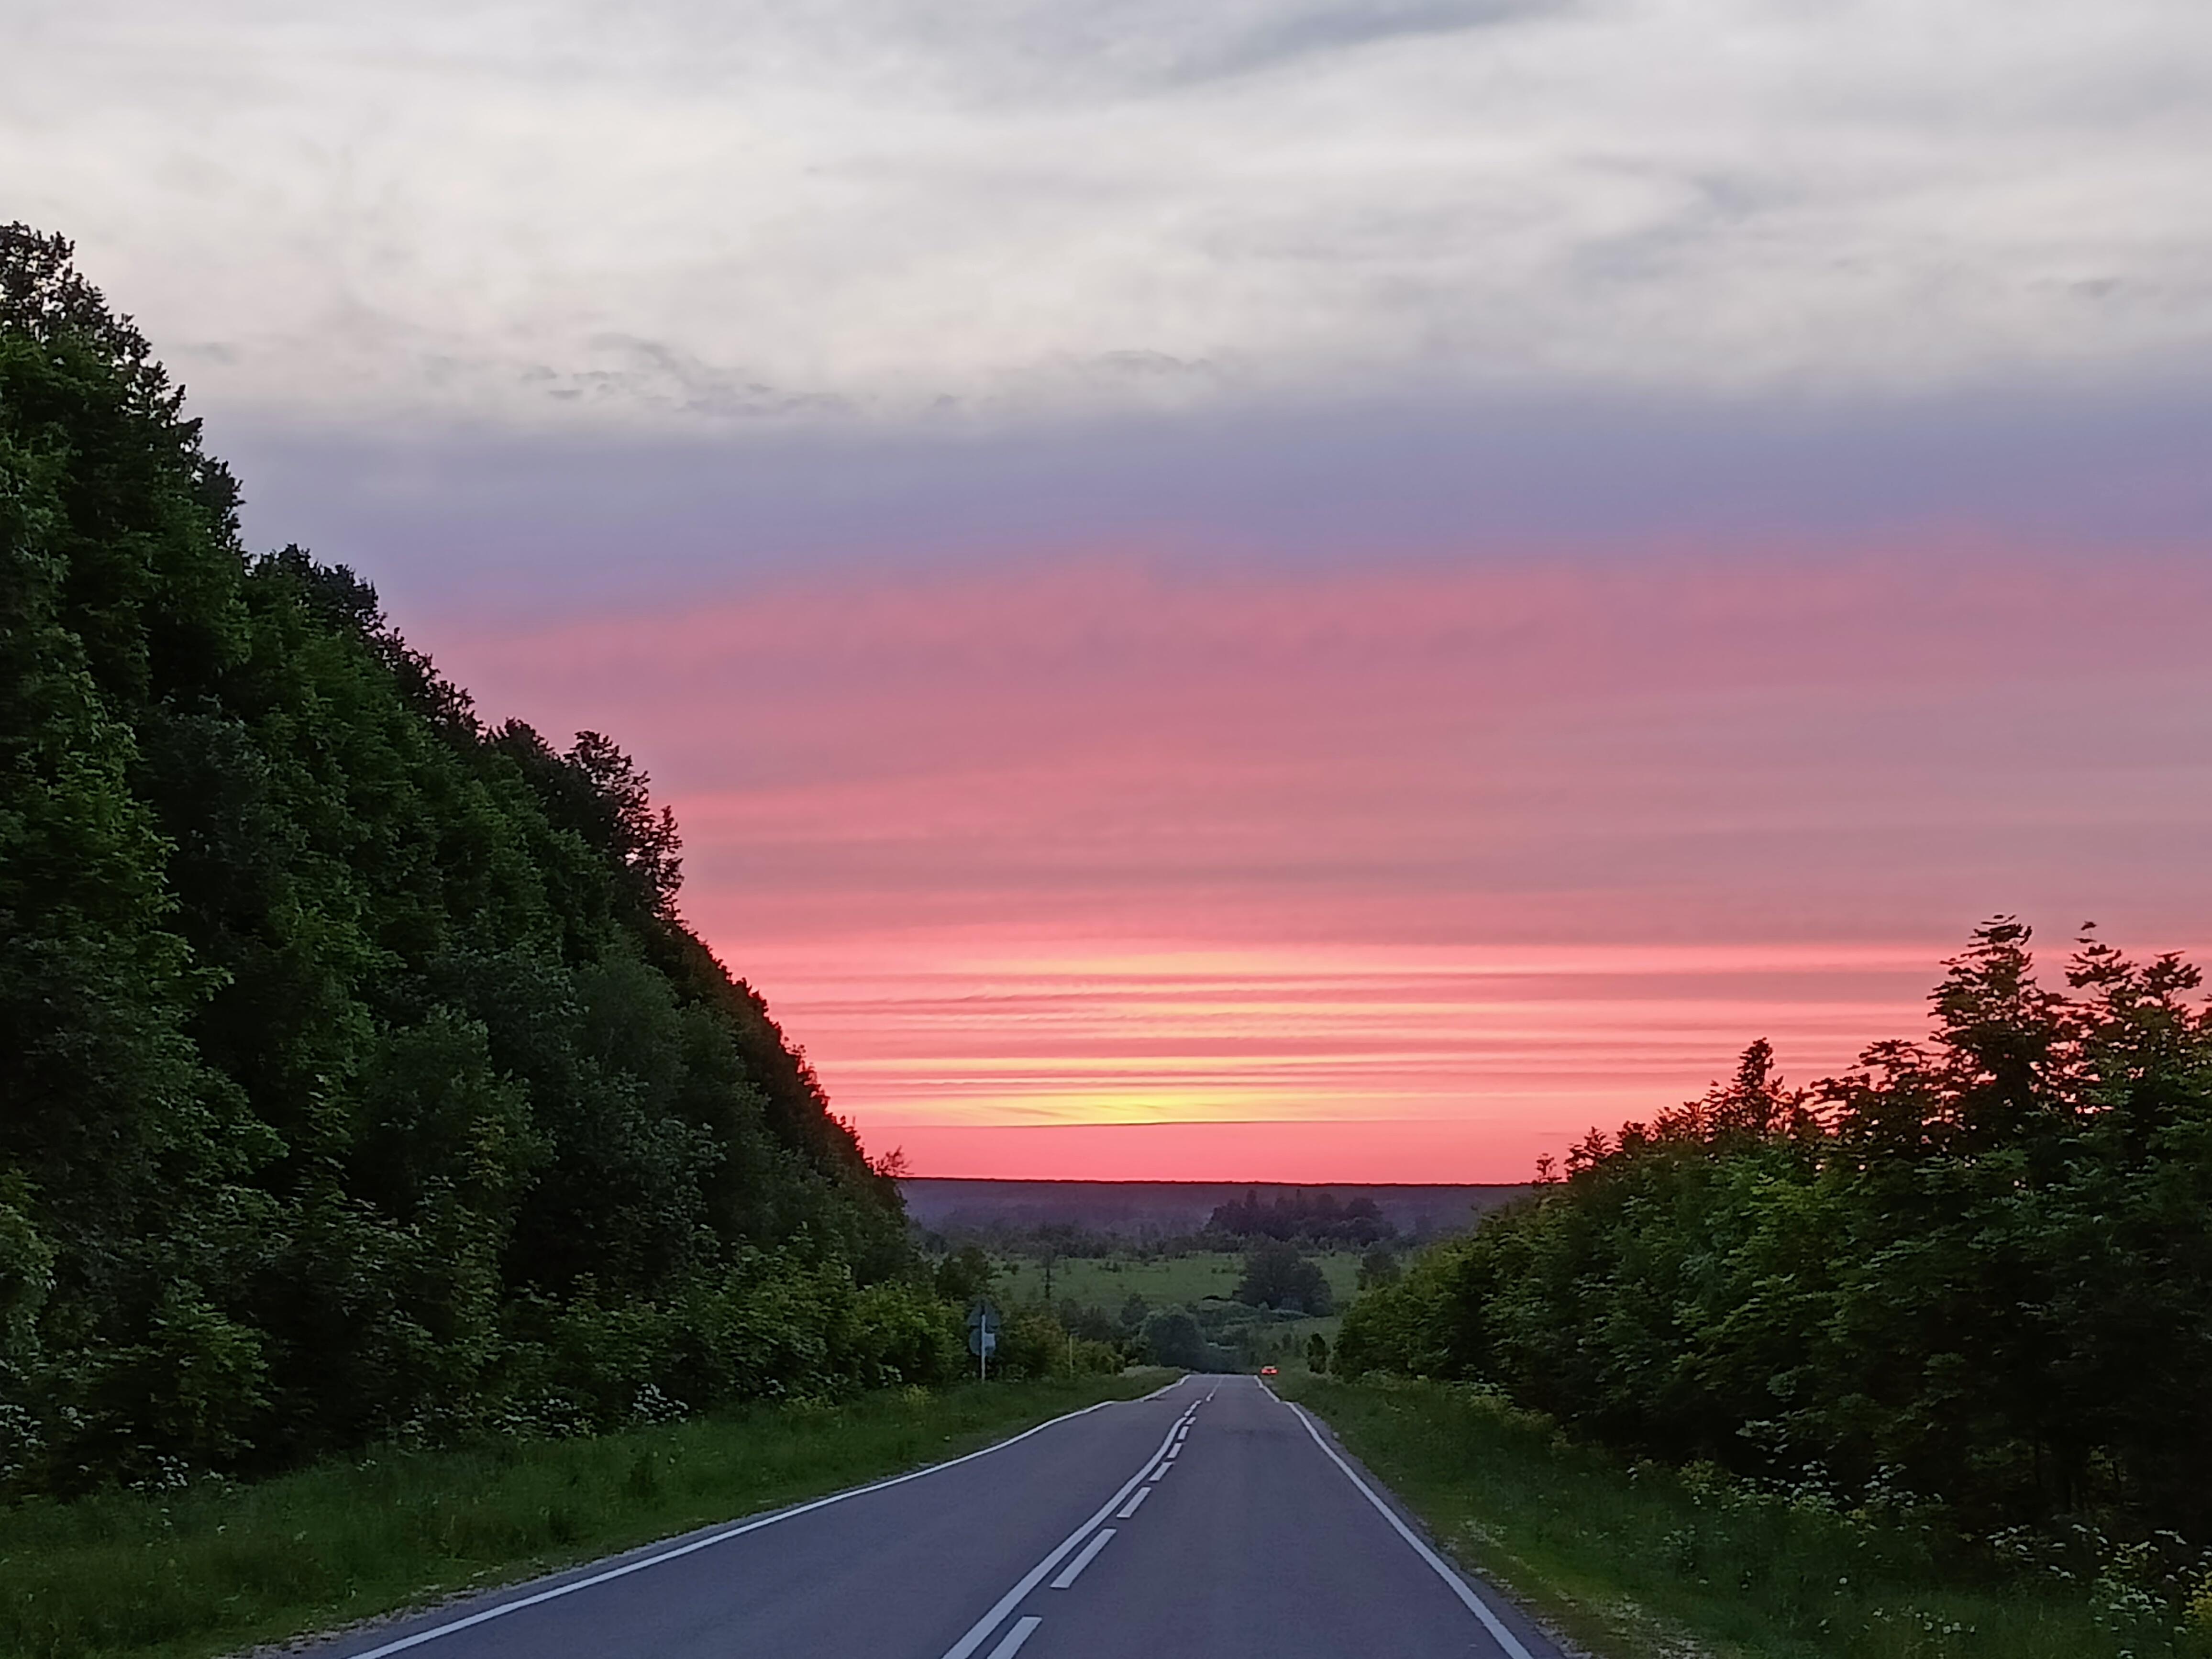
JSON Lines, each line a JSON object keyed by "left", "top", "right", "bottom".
{"left": 401, "top": 546, "right": 2212, "bottom": 1179}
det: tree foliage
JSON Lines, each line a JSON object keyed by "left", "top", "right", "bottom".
{"left": 1207, "top": 1188, "right": 1393, "bottom": 1245}
{"left": 0, "top": 226, "right": 951, "bottom": 1494}
{"left": 1338, "top": 920, "right": 2212, "bottom": 1541}
{"left": 1233, "top": 1239, "right": 1334, "bottom": 1315}
{"left": 1355, "top": 1245, "right": 1402, "bottom": 1291}
{"left": 1139, "top": 1308, "right": 1217, "bottom": 1371}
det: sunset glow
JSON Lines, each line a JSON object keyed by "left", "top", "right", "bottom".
{"left": 30, "top": 0, "right": 2208, "bottom": 1185}
{"left": 402, "top": 547, "right": 2212, "bottom": 1180}
{"left": 17, "top": 0, "right": 2212, "bottom": 1606}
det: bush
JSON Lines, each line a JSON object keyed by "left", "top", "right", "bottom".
{"left": 1233, "top": 1240, "right": 1333, "bottom": 1315}
{"left": 0, "top": 226, "right": 922, "bottom": 1495}
{"left": 1338, "top": 922, "right": 2212, "bottom": 1545}
{"left": 1140, "top": 1309, "right": 1214, "bottom": 1371}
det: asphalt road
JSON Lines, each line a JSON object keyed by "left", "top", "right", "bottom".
{"left": 311, "top": 1375, "right": 1563, "bottom": 1659}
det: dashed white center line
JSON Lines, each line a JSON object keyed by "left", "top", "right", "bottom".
{"left": 1115, "top": 1486, "right": 1152, "bottom": 1520}
{"left": 937, "top": 1413, "right": 1182, "bottom": 1659}
{"left": 1164, "top": 1443, "right": 1181, "bottom": 1459}
{"left": 333, "top": 1395, "right": 1128, "bottom": 1659}
{"left": 984, "top": 1616, "right": 1043, "bottom": 1659}
{"left": 1050, "top": 1528, "right": 1117, "bottom": 1590}
{"left": 1148, "top": 1462, "right": 1170, "bottom": 1482}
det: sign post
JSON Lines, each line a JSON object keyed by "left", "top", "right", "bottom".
{"left": 966, "top": 1301, "right": 1001, "bottom": 1382}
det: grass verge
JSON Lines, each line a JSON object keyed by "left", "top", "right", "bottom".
{"left": 1283, "top": 1376, "right": 2201, "bottom": 1659}
{"left": 1, "top": 1371, "right": 1172, "bottom": 1659}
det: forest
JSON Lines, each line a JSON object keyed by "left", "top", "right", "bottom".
{"left": 0, "top": 225, "right": 1006, "bottom": 1500}
{"left": 1339, "top": 919, "right": 2212, "bottom": 1547}
{"left": 1204, "top": 1188, "right": 1394, "bottom": 1245}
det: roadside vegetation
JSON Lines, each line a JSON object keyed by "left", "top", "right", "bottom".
{"left": 928, "top": 1182, "right": 1436, "bottom": 1375}
{"left": 2, "top": 224, "right": 977, "bottom": 1500}
{"left": 1325, "top": 920, "right": 2212, "bottom": 1652}
{"left": 0, "top": 223, "right": 1139, "bottom": 1654}
{"left": 1, "top": 1371, "right": 1168, "bottom": 1659}
{"left": 1287, "top": 1375, "right": 2211, "bottom": 1659}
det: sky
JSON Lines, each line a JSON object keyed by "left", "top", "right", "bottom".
{"left": 9, "top": 0, "right": 2212, "bottom": 1179}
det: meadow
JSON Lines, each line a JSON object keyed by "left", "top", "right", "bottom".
{"left": 988, "top": 1249, "right": 1358, "bottom": 1371}
{"left": 1286, "top": 1376, "right": 2211, "bottom": 1659}
{"left": 990, "top": 1248, "right": 1362, "bottom": 1313}
{"left": 0, "top": 1373, "right": 1168, "bottom": 1659}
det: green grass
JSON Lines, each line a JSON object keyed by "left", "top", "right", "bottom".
{"left": 0, "top": 1372, "right": 1171, "bottom": 1659}
{"left": 1283, "top": 1376, "right": 2202, "bottom": 1659}
{"left": 991, "top": 1251, "right": 1359, "bottom": 1373}
{"left": 993, "top": 1249, "right": 1362, "bottom": 1313}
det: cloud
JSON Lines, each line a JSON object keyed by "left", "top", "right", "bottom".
{"left": 8, "top": 0, "right": 2211, "bottom": 430}
{"left": 398, "top": 545, "right": 2212, "bottom": 1174}
{"left": 868, "top": 0, "right": 1557, "bottom": 93}
{"left": 14, "top": 0, "right": 2211, "bottom": 1178}
{"left": 219, "top": 385, "right": 2212, "bottom": 623}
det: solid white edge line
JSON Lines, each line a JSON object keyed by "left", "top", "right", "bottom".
{"left": 340, "top": 1395, "right": 1128, "bottom": 1659}
{"left": 1115, "top": 1486, "right": 1151, "bottom": 1520}
{"left": 1281, "top": 1397, "right": 1537, "bottom": 1659}
{"left": 938, "top": 1418, "right": 1184, "bottom": 1659}
{"left": 984, "top": 1616, "right": 1043, "bottom": 1659}
{"left": 1049, "top": 1526, "right": 1116, "bottom": 1589}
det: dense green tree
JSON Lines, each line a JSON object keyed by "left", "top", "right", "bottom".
{"left": 1338, "top": 920, "right": 2212, "bottom": 1542}
{"left": 933, "top": 1245, "right": 995, "bottom": 1305}
{"left": 1208, "top": 1188, "right": 1392, "bottom": 1245}
{"left": 1141, "top": 1308, "right": 1212, "bottom": 1371}
{"left": 1234, "top": 1239, "right": 1333, "bottom": 1315}
{"left": 0, "top": 225, "right": 939, "bottom": 1494}
{"left": 1355, "top": 1245, "right": 1402, "bottom": 1291}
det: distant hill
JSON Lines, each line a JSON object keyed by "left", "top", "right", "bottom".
{"left": 899, "top": 1179, "right": 1531, "bottom": 1242}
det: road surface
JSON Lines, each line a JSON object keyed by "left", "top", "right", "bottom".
{"left": 310, "top": 1375, "right": 1563, "bottom": 1659}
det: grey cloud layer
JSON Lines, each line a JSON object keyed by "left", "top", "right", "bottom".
{"left": 8, "top": 0, "right": 2212, "bottom": 429}
{"left": 222, "top": 386, "right": 2212, "bottom": 616}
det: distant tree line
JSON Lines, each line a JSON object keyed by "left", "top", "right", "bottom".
{"left": 0, "top": 227, "right": 1053, "bottom": 1498}
{"left": 935, "top": 1233, "right": 1345, "bottom": 1372}
{"left": 1338, "top": 921, "right": 2212, "bottom": 1542}
{"left": 1206, "top": 1189, "right": 1394, "bottom": 1245}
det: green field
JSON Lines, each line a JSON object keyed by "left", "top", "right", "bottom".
{"left": 985, "top": 1250, "right": 1359, "bottom": 1373}
{"left": 1284, "top": 1376, "right": 2207, "bottom": 1659}
{"left": 0, "top": 1373, "right": 1171, "bottom": 1659}
{"left": 991, "top": 1249, "right": 1362, "bottom": 1312}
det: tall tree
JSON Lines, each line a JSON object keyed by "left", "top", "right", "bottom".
{"left": 0, "top": 225, "right": 933, "bottom": 1493}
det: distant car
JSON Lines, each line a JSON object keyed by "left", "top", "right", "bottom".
{"left": 1259, "top": 1365, "right": 1278, "bottom": 1376}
